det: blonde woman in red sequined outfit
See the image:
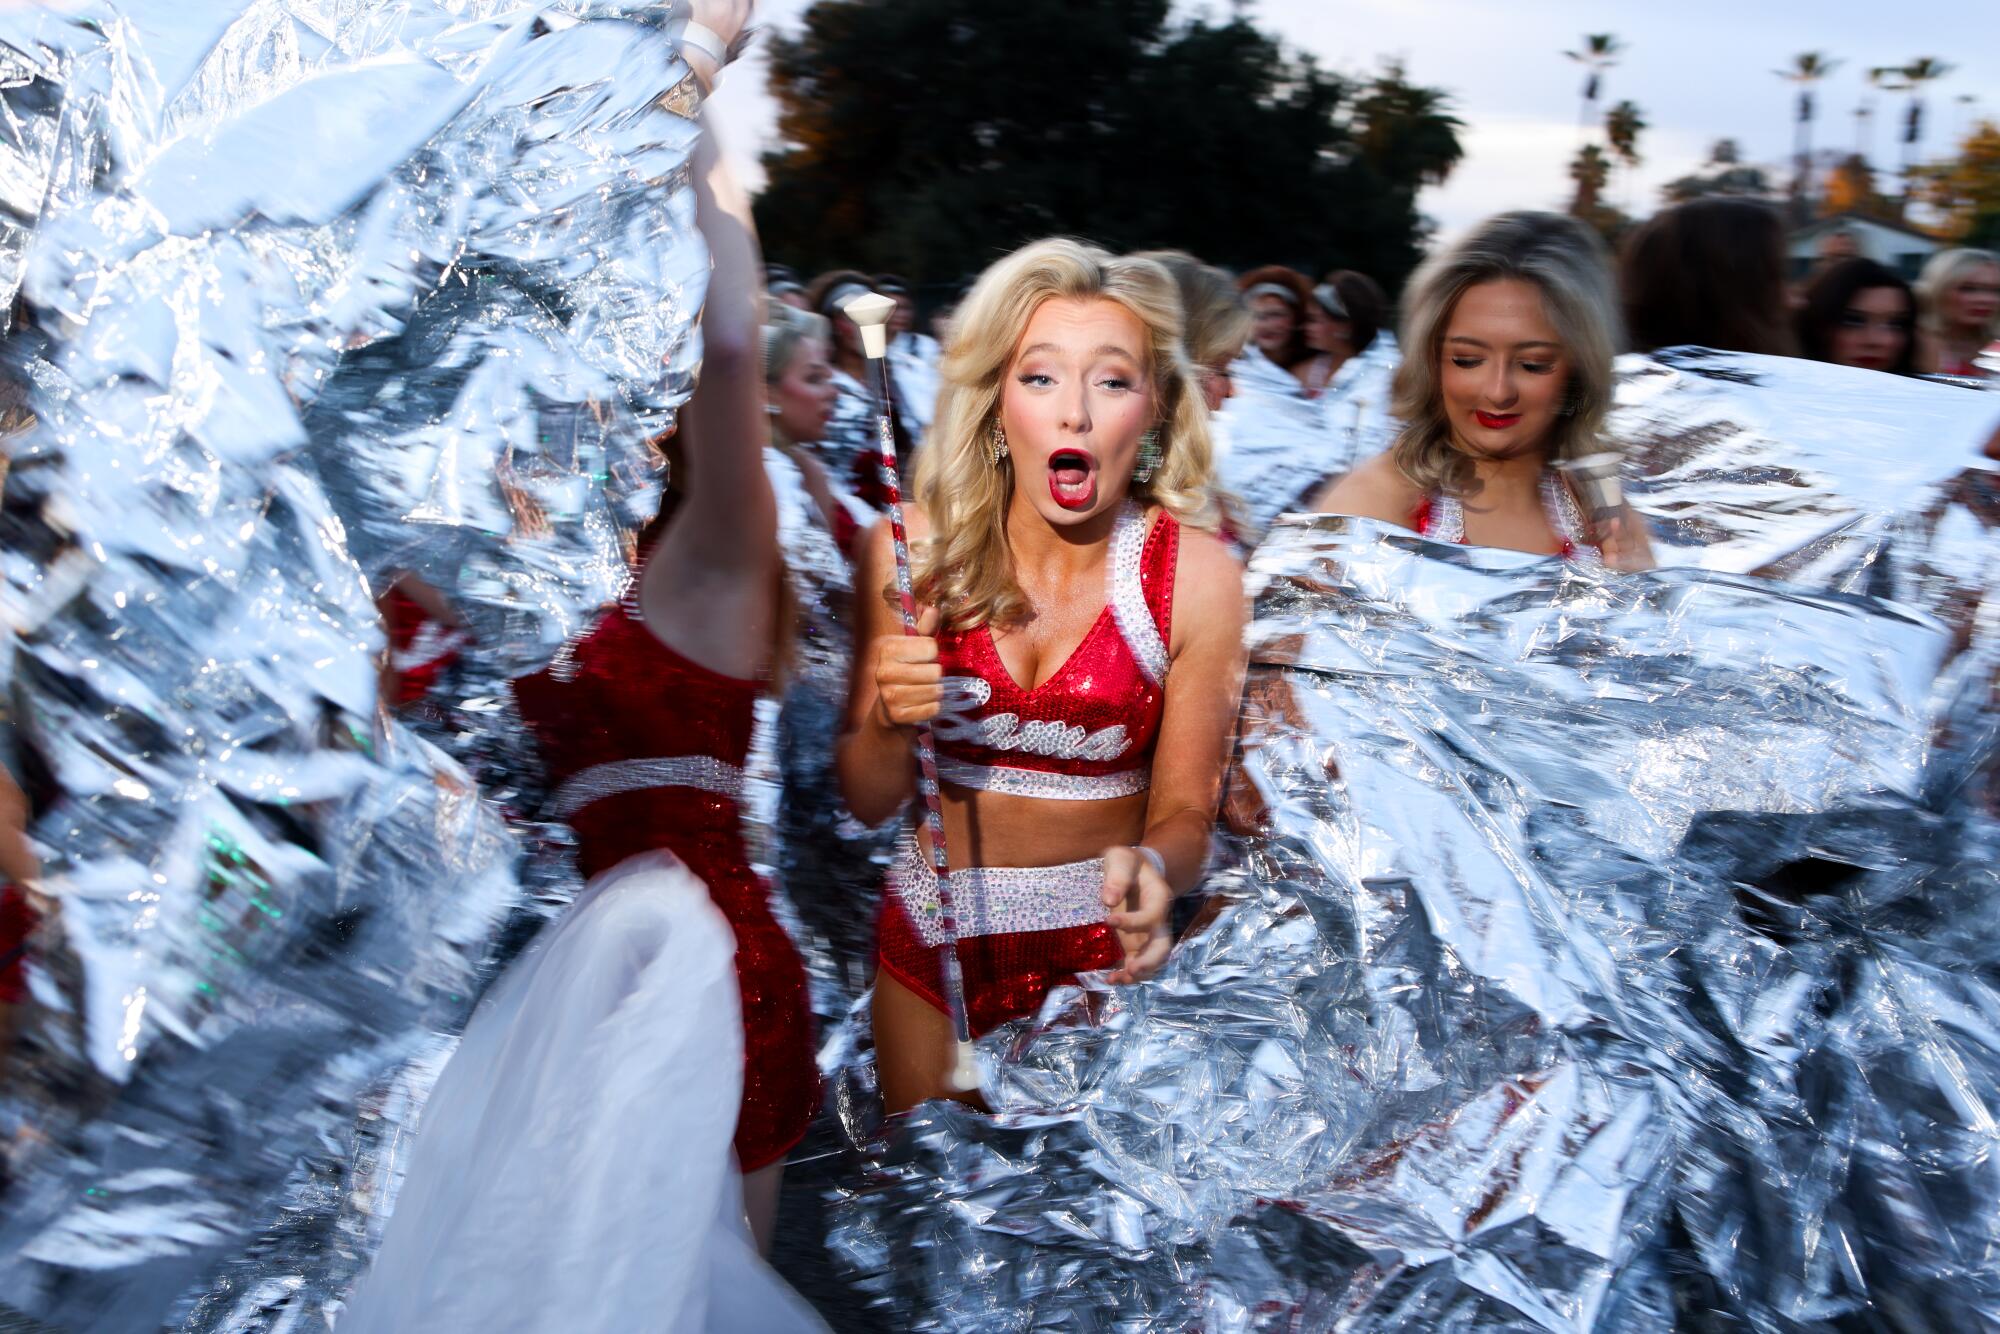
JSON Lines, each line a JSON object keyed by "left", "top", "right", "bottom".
{"left": 839, "top": 241, "right": 1249, "bottom": 1115}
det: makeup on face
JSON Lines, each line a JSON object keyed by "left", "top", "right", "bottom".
{"left": 1001, "top": 298, "right": 1155, "bottom": 525}
{"left": 1436, "top": 278, "right": 1569, "bottom": 462}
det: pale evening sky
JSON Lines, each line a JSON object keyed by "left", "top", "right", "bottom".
{"left": 710, "top": 0, "right": 2000, "bottom": 246}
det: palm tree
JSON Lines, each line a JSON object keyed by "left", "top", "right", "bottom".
{"left": 1902, "top": 57, "right": 1953, "bottom": 168}
{"left": 1601, "top": 100, "right": 1646, "bottom": 215}
{"left": 1882, "top": 58, "right": 1954, "bottom": 208}
{"left": 1605, "top": 100, "right": 1646, "bottom": 169}
{"left": 1569, "top": 143, "right": 1611, "bottom": 217}
{"left": 1777, "top": 52, "right": 1840, "bottom": 212}
{"left": 1352, "top": 61, "right": 1467, "bottom": 187}
{"left": 1565, "top": 34, "right": 1624, "bottom": 140}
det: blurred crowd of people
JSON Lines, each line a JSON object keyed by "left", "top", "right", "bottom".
{"left": 745, "top": 206, "right": 1997, "bottom": 563}
{"left": 3, "top": 19, "right": 1999, "bottom": 1310}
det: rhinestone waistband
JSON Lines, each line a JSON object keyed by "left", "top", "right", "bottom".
{"left": 932, "top": 754, "right": 1151, "bottom": 801}
{"left": 888, "top": 831, "right": 1107, "bottom": 949}
{"left": 553, "top": 755, "right": 745, "bottom": 820}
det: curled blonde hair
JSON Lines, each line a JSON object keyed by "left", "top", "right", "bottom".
{"left": 1392, "top": 211, "right": 1622, "bottom": 497}
{"left": 912, "top": 238, "right": 1216, "bottom": 631}
{"left": 1914, "top": 247, "right": 2000, "bottom": 343}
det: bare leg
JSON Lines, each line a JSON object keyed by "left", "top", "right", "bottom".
{"left": 871, "top": 971, "right": 986, "bottom": 1116}
{"left": 743, "top": 1162, "right": 784, "bottom": 1255}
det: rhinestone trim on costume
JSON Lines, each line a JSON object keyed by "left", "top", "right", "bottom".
{"left": 888, "top": 831, "right": 1107, "bottom": 948}
{"left": 933, "top": 754, "right": 1150, "bottom": 800}
{"left": 1425, "top": 474, "right": 1597, "bottom": 563}
{"left": 1108, "top": 501, "right": 1169, "bottom": 685}
{"left": 1540, "top": 472, "right": 1603, "bottom": 567}
{"left": 553, "top": 755, "right": 745, "bottom": 819}
{"left": 932, "top": 675, "right": 1135, "bottom": 762}
{"left": 1427, "top": 492, "right": 1467, "bottom": 543}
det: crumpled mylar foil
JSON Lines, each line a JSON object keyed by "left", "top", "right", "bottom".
{"left": 0, "top": 2, "right": 706, "bottom": 1329}
{"left": 758, "top": 448, "right": 896, "bottom": 1030}
{"left": 828, "top": 356, "right": 2000, "bottom": 1330}
{"left": 1212, "top": 338, "right": 1399, "bottom": 550}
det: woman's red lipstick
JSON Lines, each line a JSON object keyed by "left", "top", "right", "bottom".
{"left": 1048, "top": 448, "right": 1097, "bottom": 511}
{"left": 1474, "top": 410, "right": 1522, "bottom": 429}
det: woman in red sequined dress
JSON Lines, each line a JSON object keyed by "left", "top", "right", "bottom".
{"left": 1313, "top": 212, "right": 1654, "bottom": 570}
{"left": 839, "top": 241, "right": 1249, "bottom": 1114}
{"left": 340, "top": 101, "right": 824, "bottom": 1332}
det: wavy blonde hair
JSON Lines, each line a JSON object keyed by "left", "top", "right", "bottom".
{"left": 912, "top": 238, "right": 1216, "bottom": 631}
{"left": 1392, "top": 210, "right": 1622, "bottom": 497}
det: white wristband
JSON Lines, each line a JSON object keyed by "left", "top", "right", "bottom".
{"left": 681, "top": 22, "right": 729, "bottom": 71}
{"left": 1133, "top": 845, "right": 1166, "bottom": 881}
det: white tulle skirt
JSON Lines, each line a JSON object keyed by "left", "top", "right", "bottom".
{"left": 338, "top": 851, "right": 825, "bottom": 1333}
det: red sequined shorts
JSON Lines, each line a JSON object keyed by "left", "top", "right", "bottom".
{"left": 874, "top": 835, "right": 1120, "bottom": 1038}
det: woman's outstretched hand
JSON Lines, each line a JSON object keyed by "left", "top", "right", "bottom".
{"left": 1100, "top": 846, "right": 1171, "bottom": 984}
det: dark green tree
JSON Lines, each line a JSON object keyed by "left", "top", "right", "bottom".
{"left": 753, "top": 0, "right": 1462, "bottom": 293}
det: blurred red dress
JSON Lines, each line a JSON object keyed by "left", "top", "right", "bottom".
{"left": 514, "top": 604, "right": 818, "bottom": 1171}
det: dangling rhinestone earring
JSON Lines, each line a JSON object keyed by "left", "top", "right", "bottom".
{"left": 1132, "top": 428, "right": 1163, "bottom": 484}
{"left": 987, "top": 419, "right": 1010, "bottom": 465}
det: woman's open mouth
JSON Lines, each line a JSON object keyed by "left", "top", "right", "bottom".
{"left": 1047, "top": 448, "right": 1098, "bottom": 511}
{"left": 1473, "top": 410, "right": 1522, "bottom": 430}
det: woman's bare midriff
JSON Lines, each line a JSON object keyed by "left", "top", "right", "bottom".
{"left": 918, "top": 781, "right": 1149, "bottom": 869}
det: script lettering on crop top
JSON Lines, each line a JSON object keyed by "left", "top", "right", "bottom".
{"left": 932, "top": 677, "right": 1132, "bottom": 762}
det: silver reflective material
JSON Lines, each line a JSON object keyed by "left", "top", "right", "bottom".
{"left": 763, "top": 445, "right": 895, "bottom": 1024}
{"left": 828, "top": 354, "right": 2000, "bottom": 1329}
{"left": 1613, "top": 347, "right": 1999, "bottom": 578}
{"left": 1213, "top": 337, "right": 1399, "bottom": 548}
{"left": 0, "top": 2, "right": 705, "bottom": 1329}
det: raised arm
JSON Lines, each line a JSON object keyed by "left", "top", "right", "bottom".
{"left": 640, "top": 119, "right": 780, "bottom": 678}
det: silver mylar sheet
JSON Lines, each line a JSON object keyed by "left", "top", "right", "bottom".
{"left": 0, "top": 2, "right": 706, "bottom": 1329}
{"left": 760, "top": 448, "right": 896, "bottom": 1031}
{"left": 827, "top": 355, "right": 2000, "bottom": 1330}
{"left": 1613, "top": 347, "right": 2000, "bottom": 580}
{"left": 1212, "top": 338, "right": 1400, "bottom": 550}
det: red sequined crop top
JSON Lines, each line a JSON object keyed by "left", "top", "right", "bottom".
{"left": 511, "top": 604, "right": 761, "bottom": 880}
{"left": 930, "top": 502, "right": 1178, "bottom": 801}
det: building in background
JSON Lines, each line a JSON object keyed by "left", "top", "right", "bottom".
{"left": 1789, "top": 213, "right": 1941, "bottom": 279}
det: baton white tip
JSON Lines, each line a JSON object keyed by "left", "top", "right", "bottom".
{"left": 842, "top": 290, "right": 896, "bottom": 359}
